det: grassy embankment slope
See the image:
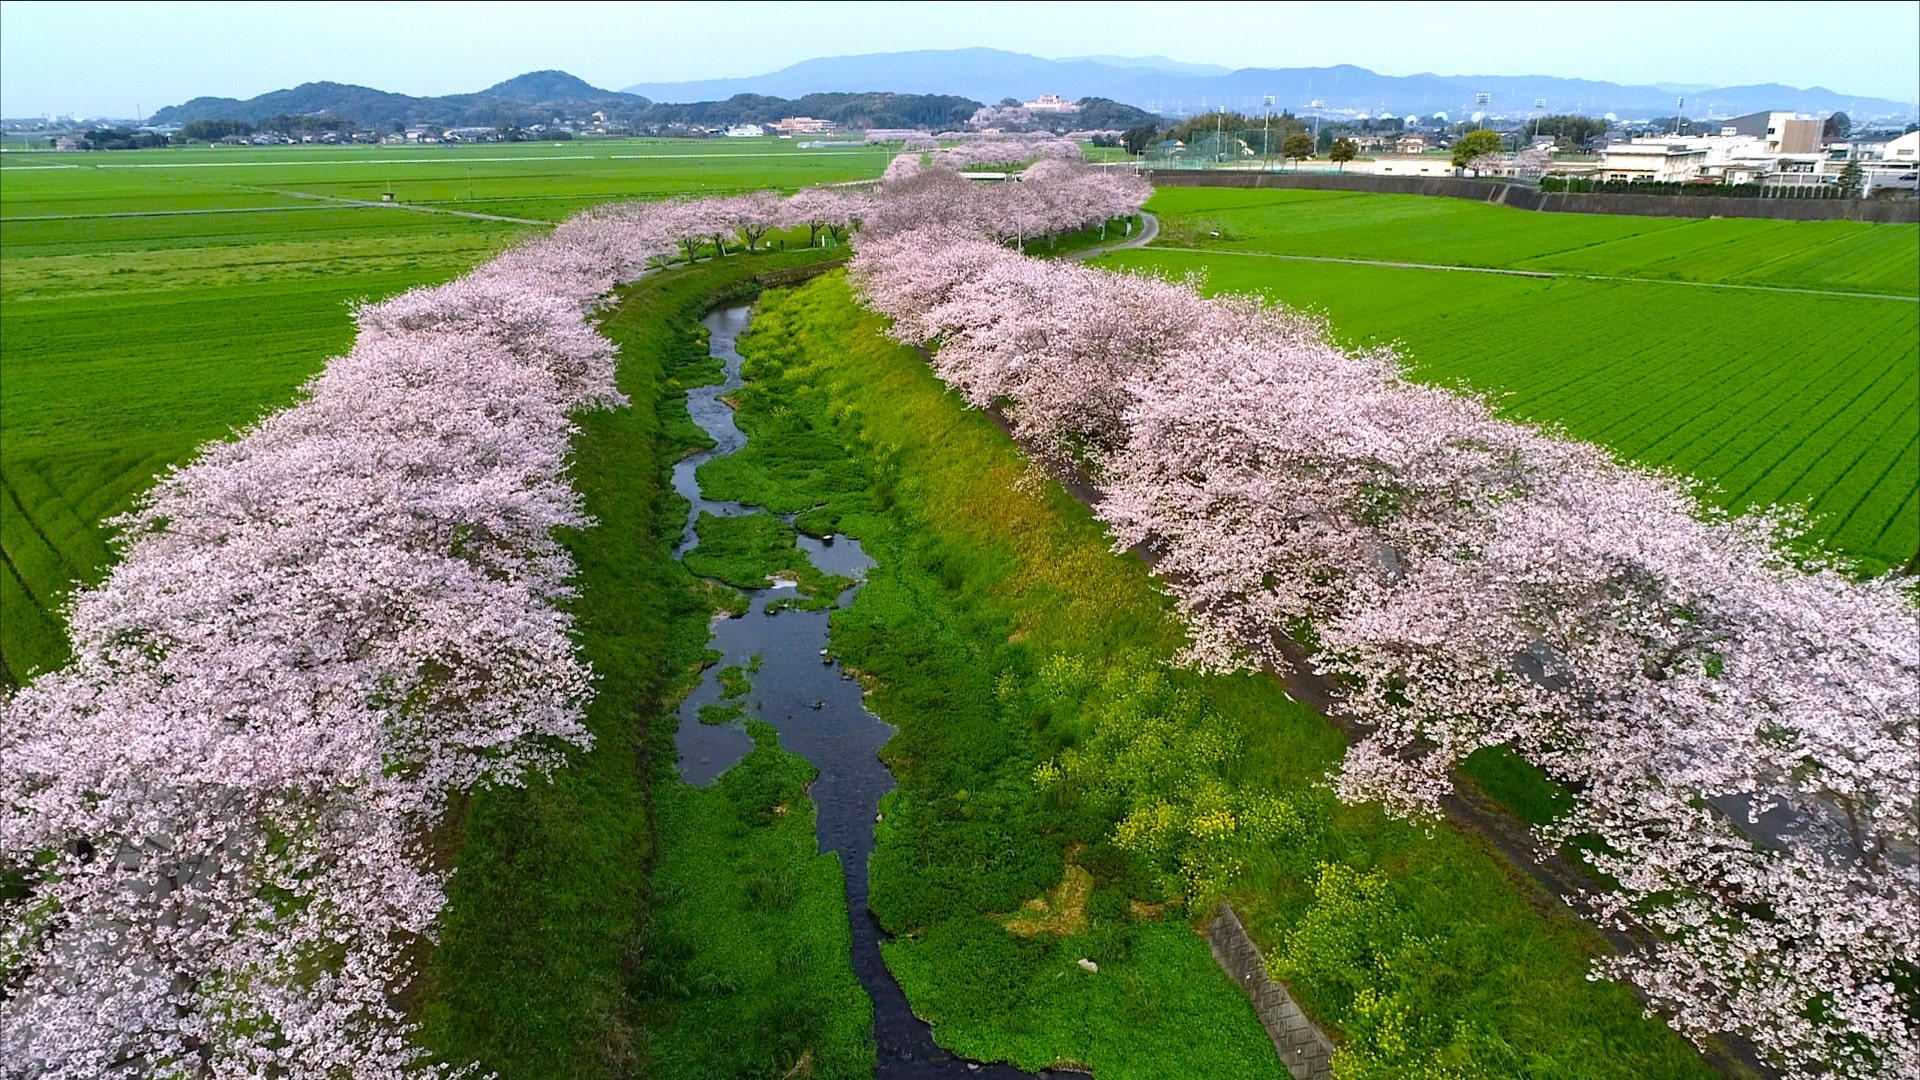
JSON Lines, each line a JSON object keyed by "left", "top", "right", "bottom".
{"left": 415, "top": 250, "right": 875, "bottom": 1079}
{"left": 1101, "top": 187, "right": 1919, "bottom": 574}
{"left": 0, "top": 139, "right": 889, "bottom": 685}
{"left": 703, "top": 271, "right": 1719, "bottom": 1079}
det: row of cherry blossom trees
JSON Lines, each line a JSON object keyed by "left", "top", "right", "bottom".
{"left": 868, "top": 152, "right": 1147, "bottom": 247}
{"left": 0, "top": 153, "right": 1135, "bottom": 1077}
{"left": 847, "top": 227, "right": 1919, "bottom": 1080}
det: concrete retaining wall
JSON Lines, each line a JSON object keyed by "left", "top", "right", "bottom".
{"left": 1204, "top": 903, "right": 1336, "bottom": 1080}
{"left": 1145, "top": 169, "right": 1920, "bottom": 223}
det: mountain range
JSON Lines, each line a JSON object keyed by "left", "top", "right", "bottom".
{"left": 622, "top": 48, "right": 1916, "bottom": 120}
{"left": 151, "top": 71, "right": 647, "bottom": 129}
{"left": 147, "top": 51, "right": 1916, "bottom": 133}
{"left": 148, "top": 71, "right": 997, "bottom": 132}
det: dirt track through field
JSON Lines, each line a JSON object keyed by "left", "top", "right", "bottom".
{"left": 1141, "top": 245, "right": 1919, "bottom": 302}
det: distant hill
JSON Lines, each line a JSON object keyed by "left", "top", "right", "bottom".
{"left": 623, "top": 48, "right": 1916, "bottom": 120}
{"left": 151, "top": 73, "right": 651, "bottom": 129}
{"left": 148, "top": 71, "right": 989, "bottom": 132}
{"left": 482, "top": 70, "right": 608, "bottom": 102}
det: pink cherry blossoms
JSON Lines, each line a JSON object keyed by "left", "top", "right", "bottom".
{"left": 848, "top": 226, "right": 1919, "bottom": 1080}
{"left": 0, "top": 158, "right": 1135, "bottom": 1076}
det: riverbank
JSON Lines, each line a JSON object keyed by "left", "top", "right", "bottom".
{"left": 719, "top": 270, "right": 1721, "bottom": 1078}
{"left": 414, "top": 249, "right": 863, "bottom": 1078}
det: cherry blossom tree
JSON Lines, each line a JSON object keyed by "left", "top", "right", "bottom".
{"left": 846, "top": 220, "right": 1919, "bottom": 1080}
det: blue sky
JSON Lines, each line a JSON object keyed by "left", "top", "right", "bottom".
{"left": 2, "top": 0, "right": 1915, "bottom": 118}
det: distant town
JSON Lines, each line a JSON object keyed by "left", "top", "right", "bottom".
{"left": 5, "top": 88, "right": 1916, "bottom": 198}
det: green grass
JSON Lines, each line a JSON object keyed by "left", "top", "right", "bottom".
{"left": 1100, "top": 227, "right": 1918, "bottom": 574}
{"left": 683, "top": 511, "right": 852, "bottom": 600}
{"left": 415, "top": 249, "right": 870, "bottom": 1078}
{"left": 707, "top": 271, "right": 1718, "bottom": 1078}
{"left": 0, "top": 139, "right": 888, "bottom": 686}
{"left": 1144, "top": 186, "right": 1920, "bottom": 296}
{"left": 640, "top": 721, "right": 875, "bottom": 1080}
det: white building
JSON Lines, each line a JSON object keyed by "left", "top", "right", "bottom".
{"left": 724, "top": 124, "right": 765, "bottom": 138}
{"left": 1598, "top": 141, "right": 1711, "bottom": 182}
{"left": 1719, "top": 110, "right": 1823, "bottom": 154}
{"left": 771, "top": 116, "right": 833, "bottom": 135}
{"left": 1858, "top": 130, "right": 1920, "bottom": 193}
{"left": 1021, "top": 94, "right": 1079, "bottom": 112}
{"left": 1368, "top": 155, "right": 1456, "bottom": 176}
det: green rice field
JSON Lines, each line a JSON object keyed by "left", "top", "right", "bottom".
{"left": 1102, "top": 188, "right": 1919, "bottom": 574}
{"left": 0, "top": 139, "right": 891, "bottom": 685}
{"left": 1146, "top": 186, "right": 1920, "bottom": 296}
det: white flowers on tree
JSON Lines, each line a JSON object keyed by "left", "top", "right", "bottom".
{"left": 0, "top": 156, "right": 1135, "bottom": 1077}
{"left": 849, "top": 211, "right": 1918, "bottom": 1080}
{"left": 26, "top": 141, "right": 1901, "bottom": 1080}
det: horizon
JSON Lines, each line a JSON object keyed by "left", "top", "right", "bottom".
{"left": 1, "top": 0, "right": 1916, "bottom": 119}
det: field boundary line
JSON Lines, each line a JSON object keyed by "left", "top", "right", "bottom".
{"left": 261, "top": 188, "right": 554, "bottom": 226}
{"left": 1138, "top": 246, "right": 1920, "bottom": 302}
{"left": 91, "top": 155, "right": 601, "bottom": 169}
{"left": 2, "top": 205, "right": 346, "bottom": 222}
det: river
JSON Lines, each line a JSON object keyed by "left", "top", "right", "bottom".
{"left": 670, "top": 303, "right": 1058, "bottom": 1079}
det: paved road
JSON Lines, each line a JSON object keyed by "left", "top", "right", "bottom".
{"left": 1067, "top": 210, "right": 1158, "bottom": 260}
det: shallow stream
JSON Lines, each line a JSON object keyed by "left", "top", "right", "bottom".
{"left": 671, "top": 304, "right": 1053, "bottom": 1078}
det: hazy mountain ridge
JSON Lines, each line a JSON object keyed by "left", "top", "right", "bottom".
{"left": 150, "top": 71, "right": 652, "bottom": 128}
{"left": 147, "top": 72, "right": 988, "bottom": 131}
{"left": 623, "top": 48, "right": 1915, "bottom": 119}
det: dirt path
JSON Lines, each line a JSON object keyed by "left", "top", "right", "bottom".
{"left": 1134, "top": 244, "right": 1916, "bottom": 302}
{"left": 262, "top": 188, "right": 554, "bottom": 226}
{"left": 3, "top": 196, "right": 554, "bottom": 227}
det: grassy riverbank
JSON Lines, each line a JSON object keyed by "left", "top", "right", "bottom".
{"left": 715, "top": 272, "right": 1719, "bottom": 1078}
{"left": 414, "top": 249, "right": 871, "bottom": 1078}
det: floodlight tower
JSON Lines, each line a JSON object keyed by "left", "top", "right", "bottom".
{"left": 1475, "top": 92, "right": 1491, "bottom": 129}
{"left": 1263, "top": 94, "right": 1275, "bottom": 171}
{"left": 1533, "top": 98, "right": 1546, "bottom": 143}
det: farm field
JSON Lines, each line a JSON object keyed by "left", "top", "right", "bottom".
{"left": 1147, "top": 186, "right": 1920, "bottom": 296}
{"left": 1103, "top": 191, "right": 1919, "bottom": 573}
{"left": 0, "top": 139, "right": 891, "bottom": 685}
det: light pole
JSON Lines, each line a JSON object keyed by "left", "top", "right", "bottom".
{"left": 1263, "top": 94, "right": 1275, "bottom": 171}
